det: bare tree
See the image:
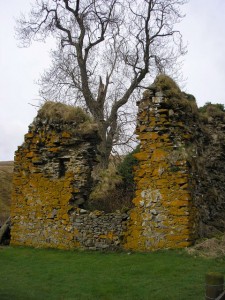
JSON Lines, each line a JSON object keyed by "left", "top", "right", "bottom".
{"left": 16, "top": 0, "right": 187, "bottom": 168}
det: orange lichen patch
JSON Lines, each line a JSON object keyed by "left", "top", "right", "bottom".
{"left": 169, "top": 200, "right": 189, "bottom": 207}
{"left": 99, "top": 232, "right": 115, "bottom": 240}
{"left": 155, "top": 178, "right": 169, "bottom": 186}
{"left": 152, "top": 167, "right": 162, "bottom": 177}
{"left": 148, "top": 144, "right": 157, "bottom": 150}
{"left": 141, "top": 132, "right": 159, "bottom": 140}
{"left": 48, "top": 147, "right": 60, "bottom": 152}
{"left": 73, "top": 228, "right": 80, "bottom": 236}
{"left": 179, "top": 192, "right": 192, "bottom": 201}
{"left": 183, "top": 134, "right": 191, "bottom": 139}
{"left": 133, "top": 152, "right": 149, "bottom": 161}
{"left": 176, "top": 122, "right": 185, "bottom": 128}
{"left": 151, "top": 149, "right": 168, "bottom": 161}
{"left": 62, "top": 131, "right": 71, "bottom": 138}
{"left": 155, "top": 240, "right": 168, "bottom": 249}
{"left": 175, "top": 241, "right": 192, "bottom": 248}
{"left": 137, "top": 169, "right": 146, "bottom": 177}
{"left": 26, "top": 151, "right": 35, "bottom": 158}
{"left": 178, "top": 228, "right": 192, "bottom": 235}
{"left": 50, "top": 135, "right": 60, "bottom": 143}
{"left": 139, "top": 125, "right": 146, "bottom": 132}
{"left": 174, "top": 177, "right": 188, "bottom": 185}
{"left": 174, "top": 216, "right": 190, "bottom": 225}
{"left": 158, "top": 109, "right": 168, "bottom": 114}
{"left": 136, "top": 177, "right": 152, "bottom": 187}
{"left": 31, "top": 157, "right": 43, "bottom": 164}
{"left": 166, "top": 235, "right": 189, "bottom": 241}
{"left": 124, "top": 229, "right": 145, "bottom": 251}
{"left": 129, "top": 209, "right": 140, "bottom": 221}
{"left": 25, "top": 133, "right": 34, "bottom": 139}
{"left": 159, "top": 133, "right": 170, "bottom": 141}
{"left": 168, "top": 207, "right": 189, "bottom": 216}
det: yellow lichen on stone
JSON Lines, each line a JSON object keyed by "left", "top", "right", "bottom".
{"left": 125, "top": 82, "right": 198, "bottom": 251}
{"left": 10, "top": 104, "right": 101, "bottom": 250}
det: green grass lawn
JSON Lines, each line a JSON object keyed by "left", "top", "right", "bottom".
{"left": 0, "top": 246, "right": 224, "bottom": 300}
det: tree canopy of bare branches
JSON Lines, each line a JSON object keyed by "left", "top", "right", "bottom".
{"left": 16, "top": 0, "right": 188, "bottom": 168}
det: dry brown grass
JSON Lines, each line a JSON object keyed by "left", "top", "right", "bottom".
{"left": 38, "top": 101, "right": 92, "bottom": 124}
{"left": 0, "top": 161, "right": 13, "bottom": 225}
{"left": 186, "top": 234, "right": 225, "bottom": 258}
{"left": 89, "top": 162, "right": 134, "bottom": 213}
{"left": 90, "top": 163, "right": 122, "bottom": 201}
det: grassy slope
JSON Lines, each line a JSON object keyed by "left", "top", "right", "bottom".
{"left": 0, "top": 247, "right": 224, "bottom": 300}
{"left": 0, "top": 161, "right": 13, "bottom": 224}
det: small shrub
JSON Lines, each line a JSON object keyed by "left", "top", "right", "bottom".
{"left": 199, "top": 102, "right": 225, "bottom": 121}
{"left": 117, "top": 146, "right": 140, "bottom": 191}
{"left": 199, "top": 102, "right": 225, "bottom": 114}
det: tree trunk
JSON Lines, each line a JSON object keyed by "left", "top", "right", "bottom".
{"left": 97, "top": 122, "right": 112, "bottom": 169}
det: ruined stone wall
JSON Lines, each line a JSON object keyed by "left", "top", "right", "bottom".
{"left": 70, "top": 210, "right": 127, "bottom": 250}
{"left": 10, "top": 103, "right": 127, "bottom": 249}
{"left": 10, "top": 83, "right": 225, "bottom": 252}
{"left": 193, "top": 117, "right": 225, "bottom": 237}
{"left": 124, "top": 80, "right": 200, "bottom": 251}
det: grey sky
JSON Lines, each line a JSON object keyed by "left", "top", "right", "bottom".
{"left": 1, "top": 0, "right": 225, "bottom": 161}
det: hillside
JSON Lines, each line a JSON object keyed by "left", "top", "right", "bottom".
{"left": 0, "top": 161, "right": 13, "bottom": 225}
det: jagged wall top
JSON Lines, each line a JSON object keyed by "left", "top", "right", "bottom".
{"left": 30, "top": 101, "right": 98, "bottom": 137}
{"left": 142, "top": 74, "right": 198, "bottom": 115}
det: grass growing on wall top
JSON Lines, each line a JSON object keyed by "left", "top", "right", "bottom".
{"left": 199, "top": 102, "right": 225, "bottom": 121}
{"left": 150, "top": 74, "right": 183, "bottom": 100}
{"left": 144, "top": 74, "right": 199, "bottom": 115}
{"left": 1, "top": 247, "right": 225, "bottom": 300}
{"left": 38, "top": 101, "right": 92, "bottom": 124}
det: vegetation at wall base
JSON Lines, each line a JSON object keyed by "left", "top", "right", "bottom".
{"left": 0, "top": 161, "right": 13, "bottom": 225}
{"left": 0, "top": 247, "right": 225, "bottom": 300}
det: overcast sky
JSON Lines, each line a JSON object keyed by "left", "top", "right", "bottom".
{"left": 1, "top": 0, "right": 225, "bottom": 161}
